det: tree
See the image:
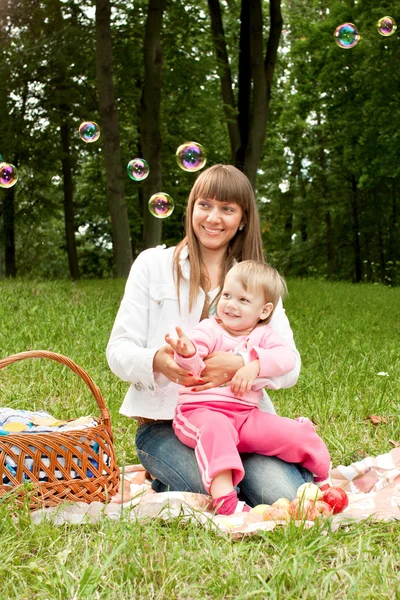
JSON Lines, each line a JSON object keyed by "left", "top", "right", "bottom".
{"left": 95, "top": 0, "right": 133, "bottom": 276}
{"left": 51, "top": 0, "right": 81, "bottom": 279}
{"left": 207, "top": 0, "right": 283, "bottom": 186}
{"left": 140, "top": 0, "right": 167, "bottom": 249}
{"left": 0, "top": 0, "right": 93, "bottom": 279}
{"left": 258, "top": 0, "right": 400, "bottom": 284}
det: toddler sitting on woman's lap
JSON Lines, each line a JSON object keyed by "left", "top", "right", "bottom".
{"left": 166, "top": 261, "right": 331, "bottom": 515}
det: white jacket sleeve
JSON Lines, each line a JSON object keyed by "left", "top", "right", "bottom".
{"left": 106, "top": 251, "right": 157, "bottom": 389}
{"left": 264, "top": 298, "right": 301, "bottom": 390}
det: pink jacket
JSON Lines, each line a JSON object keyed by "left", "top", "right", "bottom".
{"left": 175, "top": 317, "right": 296, "bottom": 407}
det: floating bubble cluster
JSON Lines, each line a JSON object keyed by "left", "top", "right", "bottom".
{"left": 51, "top": 175, "right": 61, "bottom": 186}
{"left": 377, "top": 16, "right": 397, "bottom": 37}
{"left": 176, "top": 142, "right": 206, "bottom": 172}
{"left": 127, "top": 158, "right": 150, "bottom": 181}
{"left": 79, "top": 121, "right": 101, "bottom": 143}
{"left": 148, "top": 193, "right": 174, "bottom": 219}
{"left": 334, "top": 23, "right": 360, "bottom": 49}
{"left": 0, "top": 162, "right": 18, "bottom": 188}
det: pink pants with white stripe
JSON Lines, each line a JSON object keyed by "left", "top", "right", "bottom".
{"left": 173, "top": 401, "right": 331, "bottom": 493}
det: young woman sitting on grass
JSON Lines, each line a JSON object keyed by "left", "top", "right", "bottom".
{"left": 106, "top": 164, "right": 313, "bottom": 506}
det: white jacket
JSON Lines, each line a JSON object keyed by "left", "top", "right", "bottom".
{"left": 106, "top": 245, "right": 301, "bottom": 419}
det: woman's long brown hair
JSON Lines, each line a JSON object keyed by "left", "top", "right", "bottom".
{"left": 173, "top": 165, "right": 265, "bottom": 316}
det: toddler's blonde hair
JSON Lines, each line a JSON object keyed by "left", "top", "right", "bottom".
{"left": 228, "top": 260, "right": 287, "bottom": 324}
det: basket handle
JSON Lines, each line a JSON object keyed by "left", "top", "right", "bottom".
{"left": 0, "top": 350, "right": 111, "bottom": 428}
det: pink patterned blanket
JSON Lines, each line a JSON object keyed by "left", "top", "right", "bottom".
{"left": 30, "top": 448, "right": 400, "bottom": 536}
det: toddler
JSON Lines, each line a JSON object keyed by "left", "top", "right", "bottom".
{"left": 166, "top": 261, "right": 331, "bottom": 515}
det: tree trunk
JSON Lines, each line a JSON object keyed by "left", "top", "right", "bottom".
{"left": 3, "top": 186, "right": 16, "bottom": 277}
{"left": 325, "top": 209, "right": 334, "bottom": 279}
{"left": 350, "top": 175, "right": 362, "bottom": 282}
{"left": 140, "top": 0, "right": 166, "bottom": 249}
{"left": 242, "top": 0, "right": 282, "bottom": 186}
{"left": 236, "top": 0, "right": 251, "bottom": 169}
{"left": 208, "top": 0, "right": 282, "bottom": 188}
{"left": 317, "top": 137, "right": 335, "bottom": 279}
{"left": 386, "top": 180, "right": 397, "bottom": 284}
{"left": 1, "top": 83, "right": 28, "bottom": 278}
{"left": 60, "top": 121, "right": 80, "bottom": 280}
{"left": 207, "top": 0, "right": 240, "bottom": 159}
{"left": 95, "top": 0, "right": 133, "bottom": 276}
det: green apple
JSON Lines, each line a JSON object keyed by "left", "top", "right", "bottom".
{"left": 296, "top": 482, "right": 322, "bottom": 501}
{"left": 273, "top": 497, "right": 291, "bottom": 508}
{"left": 251, "top": 503, "right": 271, "bottom": 514}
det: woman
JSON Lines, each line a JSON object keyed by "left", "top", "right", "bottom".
{"left": 106, "top": 164, "right": 312, "bottom": 505}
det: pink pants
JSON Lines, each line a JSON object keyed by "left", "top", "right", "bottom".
{"left": 173, "top": 402, "right": 331, "bottom": 493}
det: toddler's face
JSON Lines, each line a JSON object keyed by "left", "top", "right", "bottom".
{"left": 217, "top": 271, "right": 271, "bottom": 335}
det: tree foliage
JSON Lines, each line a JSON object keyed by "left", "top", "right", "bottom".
{"left": 0, "top": 0, "right": 399, "bottom": 285}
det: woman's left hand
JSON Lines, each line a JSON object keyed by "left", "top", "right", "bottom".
{"left": 188, "top": 351, "right": 244, "bottom": 392}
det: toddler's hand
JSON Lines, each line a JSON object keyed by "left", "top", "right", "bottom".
{"left": 165, "top": 326, "right": 196, "bottom": 358}
{"left": 230, "top": 361, "right": 260, "bottom": 397}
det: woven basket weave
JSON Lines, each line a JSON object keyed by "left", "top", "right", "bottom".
{"left": 0, "top": 350, "right": 120, "bottom": 509}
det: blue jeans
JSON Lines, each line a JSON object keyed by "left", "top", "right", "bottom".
{"left": 135, "top": 421, "right": 313, "bottom": 506}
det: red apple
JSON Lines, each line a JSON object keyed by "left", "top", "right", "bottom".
{"left": 320, "top": 486, "right": 349, "bottom": 514}
{"left": 319, "top": 483, "right": 331, "bottom": 492}
{"left": 288, "top": 497, "right": 317, "bottom": 521}
{"left": 262, "top": 505, "right": 290, "bottom": 521}
{"left": 314, "top": 500, "right": 334, "bottom": 517}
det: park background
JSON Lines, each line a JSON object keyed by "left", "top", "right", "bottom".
{"left": 1, "top": 1, "right": 400, "bottom": 598}
{"left": 1, "top": 0, "right": 399, "bottom": 285}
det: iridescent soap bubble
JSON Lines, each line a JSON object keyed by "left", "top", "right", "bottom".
{"left": 377, "top": 16, "right": 397, "bottom": 37}
{"left": 0, "top": 162, "right": 18, "bottom": 188}
{"left": 334, "top": 23, "right": 360, "bottom": 49}
{"left": 51, "top": 175, "right": 61, "bottom": 186}
{"left": 79, "top": 121, "right": 101, "bottom": 143}
{"left": 176, "top": 142, "right": 206, "bottom": 172}
{"left": 127, "top": 158, "right": 150, "bottom": 181}
{"left": 148, "top": 193, "right": 174, "bottom": 219}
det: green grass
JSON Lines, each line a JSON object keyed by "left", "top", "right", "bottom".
{"left": 0, "top": 278, "right": 400, "bottom": 599}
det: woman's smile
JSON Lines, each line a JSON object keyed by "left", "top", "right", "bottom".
{"left": 201, "top": 225, "right": 224, "bottom": 235}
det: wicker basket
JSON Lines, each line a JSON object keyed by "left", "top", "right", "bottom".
{"left": 0, "top": 350, "right": 120, "bottom": 509}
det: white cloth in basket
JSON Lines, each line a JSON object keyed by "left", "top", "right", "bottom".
{"left": 0, "top": 408, "right": 108, "bottom": 484}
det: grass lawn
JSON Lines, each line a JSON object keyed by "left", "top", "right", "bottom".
{"left": 0, "top": 278, "right": 399, "bottom": 599}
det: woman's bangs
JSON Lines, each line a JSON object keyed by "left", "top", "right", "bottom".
{"left": 194, "top": 171, "right": 245, "bottom": 208}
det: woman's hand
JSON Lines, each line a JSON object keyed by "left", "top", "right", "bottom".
{"left": 153, "top": 345, "right": 201, "bottom": 387}
{"left": 189, "top": 351, "right": 244, "bottom": 392}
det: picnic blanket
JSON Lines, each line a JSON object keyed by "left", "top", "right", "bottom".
{"left": 30, "top": 447, "right": 400, "bottom": 537}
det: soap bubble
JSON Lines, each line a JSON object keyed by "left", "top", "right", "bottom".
{"left": 79, "top": 121, "right": 101, "bottom": 143}
{"left": 377, "top": 16, "right": 397, "bottom": 37}
{"left": 0, "top": 162, "right": 18, "bottom": 188}
{"left": 127, "top": 158, "right": 150, "bottom": 181}
{"left": 148, "top": 193, "right": 174, "bottom": 219}
{"left": 176, "top": 142, "right": 206, "bottom": 172}
{"left": 334, "top": 23, "right": 360, "bottom": 49}
{"left": 51, "top": 175, "right": 61, "bottom": 186}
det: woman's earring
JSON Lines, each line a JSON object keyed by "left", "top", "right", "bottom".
{"left": 239, "top": 224, "right": 244, "bottom": 231}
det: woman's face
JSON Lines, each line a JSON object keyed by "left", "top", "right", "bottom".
{"left": 192, "top": 197, "right": 243, "bottom": 254}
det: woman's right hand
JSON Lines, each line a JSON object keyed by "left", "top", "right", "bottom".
{"left": 190, "top": 351, "right": 244, "bottom": 392}
{"left": 153, "top": 345, "right": 201, "bottom": 386}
